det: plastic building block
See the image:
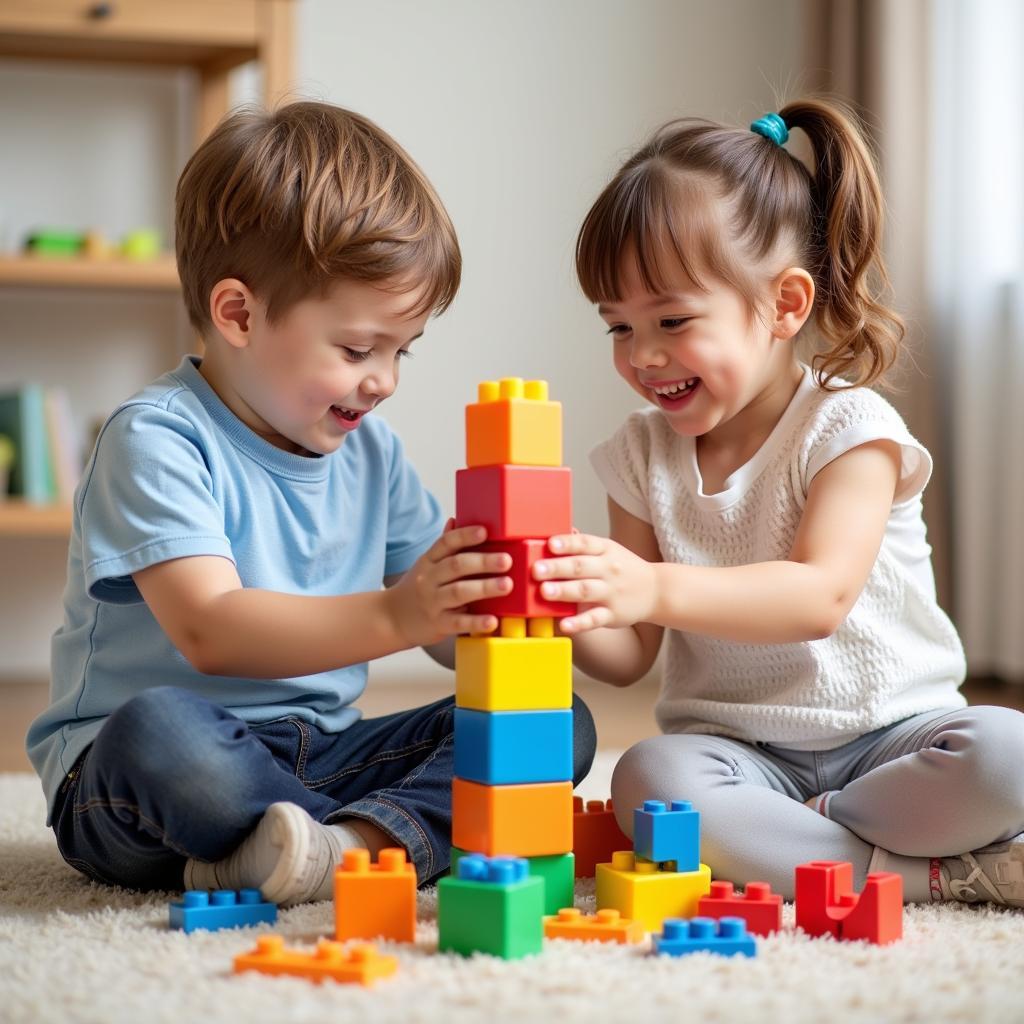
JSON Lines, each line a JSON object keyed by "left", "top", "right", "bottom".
{"left": 455, "top": 464, "right": 572, "bottom": 540}
{"left": 168, "top": 889, "right": 277, "bottom": 933}
{"left": 451, "top": 846, "right": 575, "bottom": 916}
{"left": 653, "top": 917, "right": 757, "bottom": 958}
{"left": 468, "top": 539, "right": 577, "bottom": 619}
{"left": 572, "top": 797, "right": 631, "bottom": 878}
{"left": 233, "top": 935, "right": 397, "bottom": 985}
{"left": 455, "top": 618, "right": 572, "bottom": 711}
{"left": 334, "top": 847, "right": 416, "bottom": 943}
{"left": 465, "top": 378, "right": 562, "bottom": 468}
{"left": 697, "top": 880, "right": 782, "bottom": 936}
{"left": 795, "top": 861, "right": 903, "bottom": 945}
{"left": 633, "top": 800, "right": 700, "bottom": 872}
{"left": 452, "top": 778, "right": 574, "bottom": 857}
{"left": 437, "top": 855, "right": 544, "bottom": 959}
{"left": 544, "top": 907, "right": 645, "bottom": 944}
{"left": 454, "top": 707, "right": 573, "bottom": 785}
{"left": 596, "top": 851, "right": 712, "bottom": 932}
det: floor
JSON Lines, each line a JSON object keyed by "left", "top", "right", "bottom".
{"left": 2, "top": 673, "right": 1021, "bottom": 773}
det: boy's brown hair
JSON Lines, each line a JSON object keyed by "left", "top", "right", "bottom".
{"left": 175, "top": 101, "right": 461, "bottom": 332}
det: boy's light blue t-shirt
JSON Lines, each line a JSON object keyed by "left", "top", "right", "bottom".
{"left": 27, "top": 356, "right": 445, "bottom": 822}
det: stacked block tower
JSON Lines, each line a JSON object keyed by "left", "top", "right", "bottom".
{"left": 439, "top": 378, "right": 577, "bottom": 957}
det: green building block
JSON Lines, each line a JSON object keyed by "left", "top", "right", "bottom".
{"left": 452, "top": 846, "right": 574, "bottom": 915}
{"left": 438, "top": 854, "right": 544, "bottom": 959}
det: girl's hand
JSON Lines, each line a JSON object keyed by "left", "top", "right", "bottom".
{"left": 385, "top": 521, "right": 512, "bottom": 647}
{"left": 532, "top": 532, "right": 657, "bottom": 634}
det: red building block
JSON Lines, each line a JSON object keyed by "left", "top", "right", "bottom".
{"left": 455, "top": 464, "right": 572, "bottom": 541}
{"left": 572, "top": 797, "right": 631, "bottom": 878}
{"left": 697, "top": 880, "right": 782, "bottom": 936}
{"left": 468, "top": 539, "right": 577, "bottom": 619}
{"left": 795, "top": 860, "right": 903, "bottom": 945}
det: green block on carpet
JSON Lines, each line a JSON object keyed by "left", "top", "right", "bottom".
{"left": 438, "top": 855, "right": 544, "bottom": 959}
{"left": 451, "top": 846, "right": 574, "bottom": 915}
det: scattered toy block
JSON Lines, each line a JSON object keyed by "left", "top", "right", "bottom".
{"left": 544, "top": 907, "right": 645, "bottom": 944}
{"left": 572, "top": 797, "right": 631, "bottom": 878}
{"left": 633, "top": 800, "right": 700, "bottom": 872}
{"left": 454, "top": 707, "right": 574, "bottom": 785}
{"left": 795, "top": 860, "right": 903, "bottom": 945}
{"left": 468, "top": 539, "right": 578, "bottom": 619}
{"left": 437, "top": 854, "right": 544, "bottom": 959}
{"left": 466, "top": 378, "right": 562, "bottom": 468}
{"left": 452, "top": 778, "right": 574, "bottom": 857}
{"left": 334, "top": 847, "right": 416, "bottom": 943}
{"left": 455, "top": 464, "right": 572, "bottom": 540}
{"left": 168, "top": 889, "right": 276, "bottom": 933}
{"left": 596, "top": 851, "right": 711, "bottom": 932}
{"left": 451, "top": 846, "right": 575, "bottom": 916}
{"left": 653, "top": 917, "right": 757, "bottom": 958}
{"left": 455, "top": 618, "right": 572, "bottom": 711}
{"left": 697, "top": 880, "right": 782, "bottom": 936}
{"left": 233, "top": 936, "right": 397, "bottom": 985}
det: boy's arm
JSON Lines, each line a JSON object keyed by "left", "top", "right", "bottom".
{"left": 383, "top": 571, "right": 456, "bottom": 670}
{"left": 134, "top": 526, "right": 511, "bottom": 677}
{"left": 563, "top": 498, "right": 664, "bottom": 687}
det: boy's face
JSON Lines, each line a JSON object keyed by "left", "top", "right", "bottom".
{"left": 216, "top": 277, "right": 431, "bottom": 456}
{"left": 597, "top": 248, "right": 791, "bottom": 441}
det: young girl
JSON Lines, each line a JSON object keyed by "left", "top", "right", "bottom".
{"left": 533, "top": 98, "right": 1024, "bottom": 905}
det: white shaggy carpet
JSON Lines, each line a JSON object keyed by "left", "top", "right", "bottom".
{"left": 2, "top": 760, "right": 1024, "bottom": 1024}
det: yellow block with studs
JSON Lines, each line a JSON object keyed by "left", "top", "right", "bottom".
{"left": 595, "top": 851, "right": 712, "bottom": 932}
{"left": 465, "top": 378, "right": 562, "bottom": 468}
{"left": 456, "top": 618, "right": 572, "bottom": 711}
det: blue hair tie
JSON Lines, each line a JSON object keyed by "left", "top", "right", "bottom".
{"left": 750, "top": 113, "right": 789, "bottom": 146}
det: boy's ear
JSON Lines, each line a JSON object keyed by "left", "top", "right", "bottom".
{"left": 209, "top": 278, "right": 256, "bottom": 349}
{"left": 772, "top": 267, "right": 815, "bottom": 341}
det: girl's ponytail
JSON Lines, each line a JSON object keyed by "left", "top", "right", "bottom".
{"left": 779, "top": 99, "right": 904, "bottom": 389}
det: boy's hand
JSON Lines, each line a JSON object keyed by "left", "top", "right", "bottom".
{"left": 532, "top": 532, "right": 657, "bottom": 635}
{"left": 385, "top": 522, "right": 512, "bottom": 647}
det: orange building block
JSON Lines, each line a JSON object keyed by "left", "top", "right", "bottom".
{"left": 573, "top": 797, "right": 631, "bottom": 877}
{"left": 334, "top": 848, "right": 416, "bottom": 943}
{"left": 233, "top": 936, "right": 397, "bottom": 986}
{"left": 543, "top": 907, "right": 645, "bottom": 944}
{"left": 465, "top": 378, "right": 562, "bottom": 468}
{"left": 795, "top": 860, "right": 903, "bottom": 945}
{"left": 452, "top": 777, "right": 573, "bottom": 857}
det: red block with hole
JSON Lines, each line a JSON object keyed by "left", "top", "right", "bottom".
{"left": 795, "top": 860, "right": 903, "bottom": 945}
{"left": 455, "top": 465, "right": 572, "bottom": 542}
{"left": 468, "top": 539, "right": 576, "bottom": 620}
{"left": 572, "top": 797, "right": 631, "bottom": 878}
{"left": 697, "top": 880, "right": 783, "bottom": 936}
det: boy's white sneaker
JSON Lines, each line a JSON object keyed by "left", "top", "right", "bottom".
{"left": 183, "top": 801, "right": 367, "bottom": 907}
{"left": 936, "top": 832, "right": 1024, "bottom": 907}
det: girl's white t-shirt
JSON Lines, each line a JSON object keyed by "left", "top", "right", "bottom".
{"left": 589, "top": 364, "right": 967, "bottom": 750}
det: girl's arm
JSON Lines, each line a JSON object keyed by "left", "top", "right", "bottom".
{"left": 559, "top": 498, "right": 664, "bottom": 687}
{"left": 535, "top": 439, "right": 902, "bottom": 645}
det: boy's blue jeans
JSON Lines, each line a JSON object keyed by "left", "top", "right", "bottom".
{"left": 52, "top": 685, "right": 597, "bottom": 891}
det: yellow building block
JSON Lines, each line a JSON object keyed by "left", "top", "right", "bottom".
{"left": 595, "top": 851, "right": 712, "bottom": 932}
{"left": 456, "top": 617, "right": 572, "bottom": 711}
{"left": 466, "top": 378, "right": 562, "bottom": 468}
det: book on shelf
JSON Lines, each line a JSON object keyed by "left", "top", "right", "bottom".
{"left": 0, "top": 383, "right": 83, "bottom": 505}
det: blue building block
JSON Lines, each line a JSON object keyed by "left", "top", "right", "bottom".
{"left": 169, "top": 889, "right": 277, "bottom": 933}
{"left": 653, "top": 917, "right": 757, "bottom": 958}
{"left": 633, "top": 799, "right": 700, "bottom": 870}
{"left": 453, "top": 708, "right": 573, "bottom": 785}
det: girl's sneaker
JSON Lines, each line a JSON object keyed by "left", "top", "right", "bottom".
{"left": 935, "top": 833, "right": 1024, "bottom": 906}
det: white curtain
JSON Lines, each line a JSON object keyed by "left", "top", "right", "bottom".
{"left": 929, "top": 0, "right": 1024, "bottom": 679}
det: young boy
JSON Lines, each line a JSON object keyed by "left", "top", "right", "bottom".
{"left": 26, "top": 101, "right": 596, "bottom": 906}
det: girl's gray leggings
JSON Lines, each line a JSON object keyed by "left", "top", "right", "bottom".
{"left": 610, "top": 705, "right": 1024, "bottom": 901}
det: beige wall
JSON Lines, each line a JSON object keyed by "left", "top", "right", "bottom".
{"left": 0, "top": 0, "right": 805, "bottom": 681}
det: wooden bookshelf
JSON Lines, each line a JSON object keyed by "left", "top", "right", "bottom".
{"left": 0, "top": 254, "right": 180, "bottom": 291}
{"left": 0, "top": 500, "right": 73, "bottom": 539}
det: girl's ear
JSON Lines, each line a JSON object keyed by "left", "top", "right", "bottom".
{"left": 209, "top": 278, "right": 258, "bottom": 349}
{"left": 772, "top": 267, "right": 815, "bottom": 341}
